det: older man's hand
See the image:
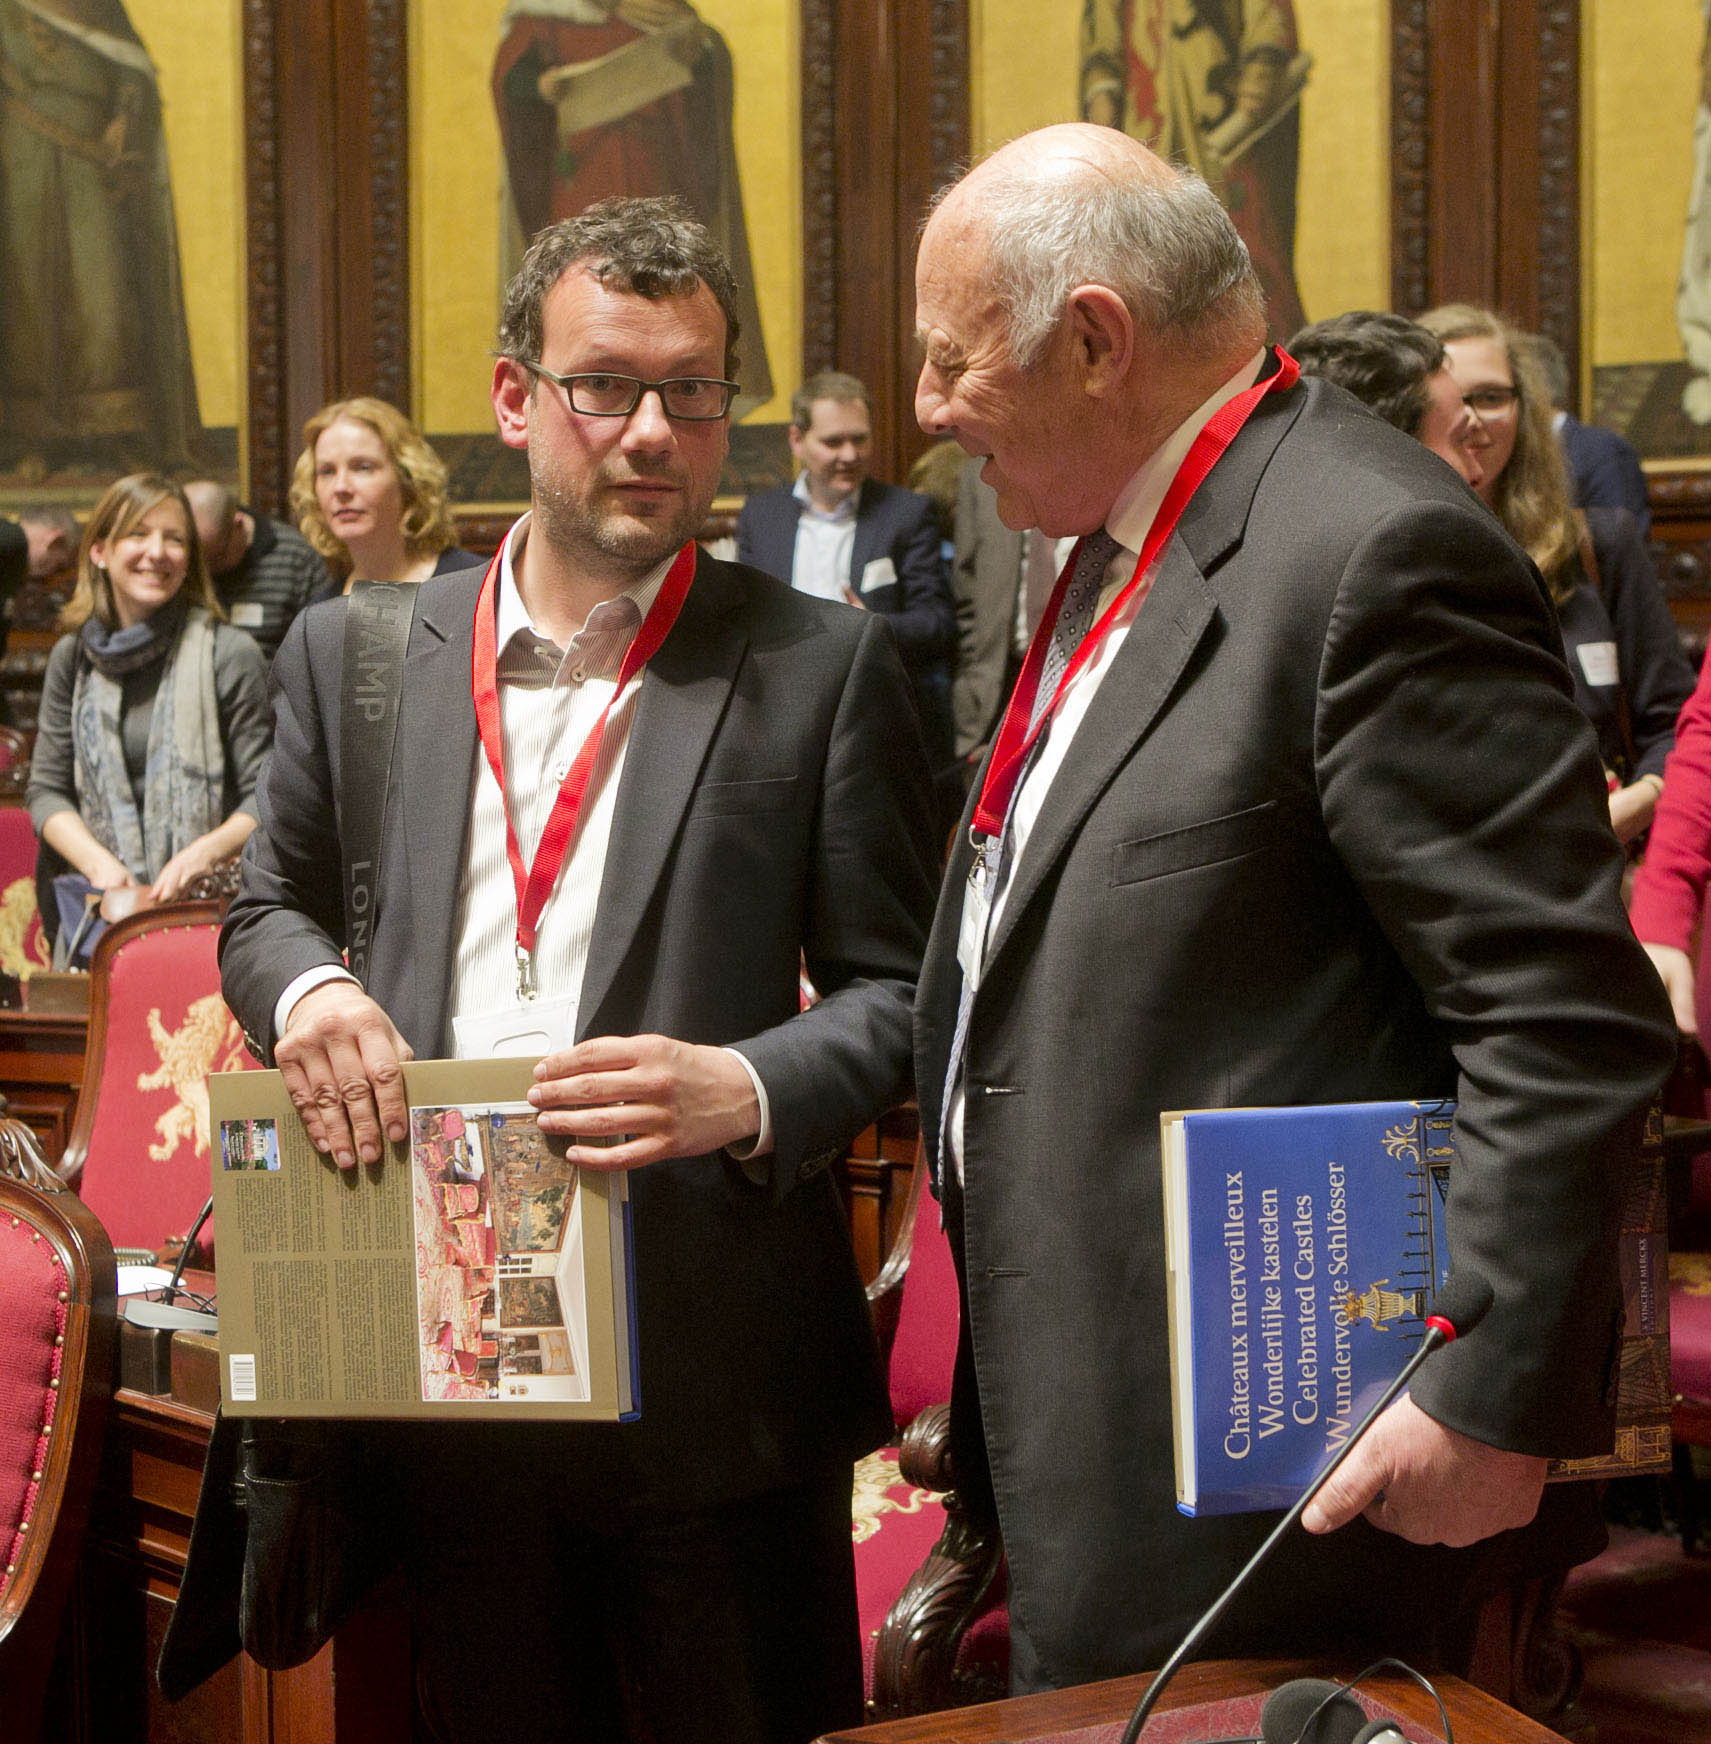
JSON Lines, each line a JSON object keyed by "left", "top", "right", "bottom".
{"left": 528, "top": 1033, "right": 761, "bottom": 1169}
{"left": 1300, "top": 1394, "right": 1547, "bottom": 1547}
{"left": 275, "top": 981, "right": 413, "bottom": 1170}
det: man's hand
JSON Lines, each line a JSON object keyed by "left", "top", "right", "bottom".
{"left": 528, "top": 1034, "right": 760, "bottom": 1169}
{"left": 1300, "top": 1394, "right": 1546, "bottom": 1547}
{"left": 275, "top": 981, "right": 413, "bottom": 1169}
{"left": 1608, "top": 777, "right": 1660, "bottom": 844}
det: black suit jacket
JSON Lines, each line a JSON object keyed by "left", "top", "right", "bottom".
{"left": 222, "top": 552, "right": 938, "bottom": 1506}
{"left": 950, "top": 457, "right": 1024, "bottom": 760}
{"left": 915, "top": 376, "right": 1677, "bottom": 1689}
{"left": 1559, "top": 412, "right": 1651, "bottom": 537}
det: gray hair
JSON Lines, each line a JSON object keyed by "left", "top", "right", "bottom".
{"left": 497, "top": 195, "right": 741, "bottom": 379}
{"left": 959, "top": 163, "right": 1264, "bottom": 370}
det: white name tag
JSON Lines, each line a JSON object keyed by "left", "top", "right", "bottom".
{"left": 451, "top": 992, "right": 578, "bottom": 1060}
{"left": 860, "top": 556, "right": 897, "bottom": 594}
{"left": 956, "top": 868, "right": 990, "bottom": 993}
{"left": 230, "top": 601, "right": 266, "bottom": 628}
{"left": 1577, "top": 640, "right": 1619, "bottom": 687}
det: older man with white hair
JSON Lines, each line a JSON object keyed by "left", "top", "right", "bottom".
{"left": 913, "top": 123, "right": 1674, "bottom": 1689}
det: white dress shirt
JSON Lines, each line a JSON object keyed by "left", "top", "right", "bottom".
{"left": 275, "top": 518, "right": 772, "bottom": 1150}
{"left": 788, "top": 473, "right": 858, "bottom": 602}
{"left": 949, "top": 350, "right": 1267, "bottom": 1176}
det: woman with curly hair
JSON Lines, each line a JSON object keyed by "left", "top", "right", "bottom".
{"left": 1420, "top": 303, "right": 1693, "bottom": 846}
{"left": 290, "top": 397, "right": 481, "bottom": 588}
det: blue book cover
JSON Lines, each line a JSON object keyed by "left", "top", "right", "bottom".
{"left": 1160, "top": 1100, "right": 1455, "bottom": 1517}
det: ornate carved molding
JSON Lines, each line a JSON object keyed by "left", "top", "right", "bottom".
{"left": 801, "top": 0, "right": 837, "bottom": 375}
{"left": 242, "top": 0, "right": 285, "bottom": 513}
{"left": 367, "top": 0, "right": 411, "bottom": 411}
{"left": 1390, "top": 0, "right": 1430, "bottom": 316}
{"left": 926, "top": 0, "right": 968, "bottom": 195}
{"left": 1534, "top": 1, "right": 1580, "bottom": 378}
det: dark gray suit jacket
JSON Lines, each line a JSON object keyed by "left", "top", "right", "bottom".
{"left": 951, "top": 457, "right": 1023, "bottom": 760}
{"left": 915, "top": 375, "right": 1677, "bottom": 1688}
{"left": 222, "top": 551, "right": 938, "bottom": 1506}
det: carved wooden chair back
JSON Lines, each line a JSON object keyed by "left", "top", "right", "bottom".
{"left": 0, "top": 1172, "right": 117, "bottom": 1740}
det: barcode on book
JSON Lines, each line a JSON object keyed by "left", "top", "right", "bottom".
{"left": 228, "top": 1354, "right": 257, "bottom": 1402}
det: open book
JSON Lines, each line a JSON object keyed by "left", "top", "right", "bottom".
{"left": 209, "top": 1057, "right": 638, "bottom": 1421}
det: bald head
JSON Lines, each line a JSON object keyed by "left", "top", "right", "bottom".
{"left": 926, "top": 122, "right": 1265, "bottom": 371}
{"left": 184, "top": 480, "right": 246, "bottom": 575}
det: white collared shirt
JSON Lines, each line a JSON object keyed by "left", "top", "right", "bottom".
{"left": 789, "top": 473, "right": 859, "bottom": 602}
{"left": 949, "top": 349, "right": 1268, "bottom": 1177}
{"left": 275, "top": 518, "right": 773, "bottom": 1151}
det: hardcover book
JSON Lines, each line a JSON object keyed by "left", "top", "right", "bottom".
{"left": 1161, "top": 1099, "right": 1667, "bottom": 1517}
{"left": 208, "top": 1057, "right": 639, "bottom": 1421}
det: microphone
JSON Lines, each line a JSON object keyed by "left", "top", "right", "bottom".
{"left": 126, "top": 1195, "right": 218, "bottom": 1334}
{"left": 1258, "top": 1679, "right": 1407, "bottom": 1744}
{"left": 1117, "top": 1273, "right": 1493, "bottom": 1743}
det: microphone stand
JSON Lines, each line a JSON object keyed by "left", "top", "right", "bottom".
{"left": 1118, "top": 1321, "right": 1457, "bottom": 1744}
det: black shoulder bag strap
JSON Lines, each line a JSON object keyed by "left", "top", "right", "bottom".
{"left": 157, "top": 581, "right": 422, "bottom": 1699}
{"left": 338, "top": 580, "right": 417, "bottom": 987}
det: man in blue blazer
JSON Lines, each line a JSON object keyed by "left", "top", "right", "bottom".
{"left": 737, "top": 371, "right": 956, "bottom": 762}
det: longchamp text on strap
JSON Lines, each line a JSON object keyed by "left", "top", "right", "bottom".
{"left": 158, "top": 582, "right": 421, "bottom": 1696}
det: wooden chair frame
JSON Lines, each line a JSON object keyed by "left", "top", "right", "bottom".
{"left": 0, "top": 1174, "right": 117, "bottom": 1738}
{"left": 57, "top": 899, "right": 225, "bottom": 1192}
{"left": 863, "top": 1148, "right": 1006, "bottom": 1720}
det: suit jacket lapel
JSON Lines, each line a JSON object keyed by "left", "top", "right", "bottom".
{"left": 848, "top": 479, "right": 880, "bottom": 589}
{"left": 978, "top": 382, "right": 1304, "bottom": 978}
{"left": 397, "top": 577, "right": 481, "bottom": 1050}
{"left": 577, "top": 553, "right": 750, "bottom": 1036}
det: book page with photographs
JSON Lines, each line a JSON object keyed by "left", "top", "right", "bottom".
{"left": 208, "top": 1057, "right": 637, "bottom": 1421}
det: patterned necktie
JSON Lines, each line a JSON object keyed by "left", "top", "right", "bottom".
{"left": 938, "top": 528, "right": 1123, "bottom": 1181}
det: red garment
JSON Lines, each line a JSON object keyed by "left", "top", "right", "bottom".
{"left": 1630, "top": 643, "right": 1711, "bottom": 954}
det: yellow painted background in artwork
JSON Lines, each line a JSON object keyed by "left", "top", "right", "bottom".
{"left": 969, "top": 0, "right": 1387, "bottom": 325}
{"left": 1584, "top": 0, "right": 1701, "bottom": 368}
{"left": 126, "top": 0, "right": 243, "bottom": 430}
{"left": 410, "top": 0, "right": 799, "bottom": 435}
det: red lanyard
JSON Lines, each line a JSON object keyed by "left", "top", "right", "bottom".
{"left": 971, "top": 350, "right": 1300, "bottom": 841}
{"left": 471, "top": 538, "right": 697, "bottom": 996}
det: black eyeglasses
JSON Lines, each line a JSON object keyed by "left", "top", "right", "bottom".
{"left": 1462, "top": 384, "right": 1519, "bottom": 417}
{"left": 518, "top": 361, "right": 738, "bottom": 421}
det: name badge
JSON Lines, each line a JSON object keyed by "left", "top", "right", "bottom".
{"left": 860, "top": 556, "right": 897, "bottom": 595}
{"left": 956, "top": 867, "right": 990, "bottom": 993}
{"left": 451, "top": 991, "right": 578, "bottom": 1060}
{"left": 231, "top": 601, "right": 266, "bottom": 629}
{"left": 1577, "top": 640, "right": 1619, "bottom": 687}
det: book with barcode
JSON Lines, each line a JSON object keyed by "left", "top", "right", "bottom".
{"left": 208, "top": 1057, "right": 639, "bottom": 1421}
{"left": 1161, "top": 1099, "right": 1666, "bottom": 1517}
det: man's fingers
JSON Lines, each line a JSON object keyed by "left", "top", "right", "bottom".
{"left": 324, "top": 1033, "right": 386, "bottom": 1165}
{"left": 355, "top": 1021, "right": 410, "bottom": 1144}
{"left": 534, "top": 1035, "right": 649, "bottom": 1082}
{"left": 1300, "top": 1447, "right": 1385, "bottom": 1536}
{"left": 277, "top": 1054, "right": 332, "bottom": 1154}
{"left": 530, "top": 1068, "right": 656, "bottom": 1110}
{"left": 565, "top": 1134, "right": 663, "bottom": 1172}
{"left": 535, "top": 1101, "right": 663, "bottom": 1139}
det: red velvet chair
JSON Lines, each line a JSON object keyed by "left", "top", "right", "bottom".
{"left": 0, "top": 1170, "right": 117, "bottom": 1741}
{"left": 0, "top": 803, "right": 48, "bottom": 982}
{"left": 59, "top": 901, "right": 261, "bottom": 1262}
{"left": 855, "top": 1149, "right": 1008, "bottom": 1719}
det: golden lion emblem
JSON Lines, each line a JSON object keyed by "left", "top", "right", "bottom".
{"left": 0, "top": 875, "right": 48, "bottom": 979}
{"left": 137, "top": 993, "right": 249, "bottom": 1161}
{"left": 851, "top": 1448, "right": 933, "bottom": 1545}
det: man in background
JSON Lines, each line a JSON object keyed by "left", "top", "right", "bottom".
{"left": 738, "top": 371, "right": 955, "bottom": 764}
{"left": 914, "top": 123, "right": 1674, "bottom": 1690}
{"left": 184, "top": 481, "right": 336, "bottom": 663}
{"left": 1526, "top": 332, "right": 1651, "bottom": 537}
{"left": 1289, "top": 309, "right": 1490, "bottom": 490}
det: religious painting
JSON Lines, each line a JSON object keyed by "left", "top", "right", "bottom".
{"left": 409, "top": 0, "right": 799, "bottom": 510}
{"left": 1584, "top": 1, "right": 1711, "bottom": 463}
{"left": 0, "top": 0, "right": 244, "bottom": 508}
{"left": 968, "top": 0, "right": 1389, "bottom": 339}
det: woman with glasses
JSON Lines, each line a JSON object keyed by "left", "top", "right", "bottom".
{"left": 1420, "top": 304, "right": 1693, "bottom": 846}
{"left": 291, "top": 397, "right": 483, "bottom": 589}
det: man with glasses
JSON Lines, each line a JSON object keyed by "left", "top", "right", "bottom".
{"left": 219, "top": 195, "right": 938, "bottom": 1744}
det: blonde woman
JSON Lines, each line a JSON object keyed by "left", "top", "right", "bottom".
{"left": 27, "top": 474, "right": 269, "bottom": 921}
{"left": 1420, "top": 304, "right": 1693, "bottom": 844}
{"left": 290, "top": 397, "right": 480, "bottom": 587}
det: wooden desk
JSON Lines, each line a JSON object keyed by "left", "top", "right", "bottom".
{"left": 45, "top": 1331, "right": 411, "bottom": 1744}
{"left": 0, "top": 1004, "right": 87, "bottom": 1157}
{"left": 819, "top": 1659, "right": 1569, "bottom": 1743}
